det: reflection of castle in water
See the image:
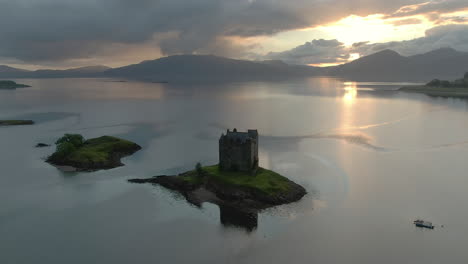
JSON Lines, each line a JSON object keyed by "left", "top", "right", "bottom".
{"left": 217, "top": 128, "right": 259, "bottom": 232}
{"left": 219, "top": 205, "right": 258, "bottom": 232}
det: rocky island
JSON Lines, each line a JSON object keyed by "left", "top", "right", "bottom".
{"left": 130, "top": 164, "right": 306, "bottom": 210}
{"left": 400, "top": 72, "right": 468, "bottom": 97}
{"left": 0, "top": 80, "right": 30, "bottom": 89}
{"left": 47, "top": 134, "right": 141, "bottom": 171}
{"left": 129, "top": 129, "right": 306, "bottom": 210}
{"left": 0, "top": 120, "right": 34, "bottom": 126}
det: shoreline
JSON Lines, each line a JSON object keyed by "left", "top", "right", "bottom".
{"left": 129, "top": 166, "right": 307, "bottom": 211}
{"left": 47, "top": 149, "right": 141, "bottom": 172}
{"left": 0, "top": 120, "right": 35, "bottom": 126}
{"left": 399, "top": 85, "right": 468, "bottom": 98}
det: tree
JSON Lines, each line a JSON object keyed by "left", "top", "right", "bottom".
{"left": 426, "top": 79, "right": 441, "bottom": 87}
{"left": 49, "top": 134, "right": 85, "bottom": 161}
{"left": 51, "top": 142, "right": 77, "bottom": 160}
{"left": 440, "top": 80, "right": 451, "bottom": 87}
{"left": 196, "top": 162, "right": 203, "bottom": 177}
{"left": 56, "top": 134, "right": 84, "bottom": 148}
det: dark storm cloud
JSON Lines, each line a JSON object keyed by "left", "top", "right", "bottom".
{"left": 0, "top": 0, "right": 424, "bottom": 64}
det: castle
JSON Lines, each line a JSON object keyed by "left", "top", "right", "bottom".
{"left": 219, "top": 129, "right": 258, "bottom": 172}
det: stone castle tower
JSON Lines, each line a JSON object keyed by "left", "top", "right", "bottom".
{"left": 219, "top": 129, "right": 258, "bottom": 172}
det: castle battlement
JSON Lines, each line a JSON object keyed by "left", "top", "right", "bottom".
{"left": 219, "top": 128, "right": 258, "bottom": 172}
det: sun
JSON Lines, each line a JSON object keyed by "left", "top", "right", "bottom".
{"left": 349, "top": 53, "right": 360, "bottom": 61}
{"left": 319, "top": 14, "right": 395, "bottom": 46}
{"left": 317, "top": 14, "right": 433, "bottom": 46}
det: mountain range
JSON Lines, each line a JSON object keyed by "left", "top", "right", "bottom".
{"left": 104, "top": 55, "right": 318, "bottom": 82}
{"left": 1, "top": 48, "right": 467, "bottom": 82}
{"left": 328, "top": 48, "right": 468, "bottom": 81}
{"left": 0, "top": 65, "right": 110, "bottom": 79}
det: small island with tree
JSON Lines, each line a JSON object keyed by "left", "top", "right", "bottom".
{"left": 129, "top": 129, "right": 306, "bottom": 210}
{"left": 0, "top": 120, "right": 34, "bottom": 126}
{"left": 400, "top": 72, "right": 468, "bottom": 97}
{"left": 46, "top": 134, "right": 141, "bottom": 171}
{"left": 0, "top": 80, "right": 31, "bottom": 89}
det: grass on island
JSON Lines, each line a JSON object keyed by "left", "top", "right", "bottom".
{"left": 0, "top": 80, "right": 30, "bottom": 89}
{"left": 66, "top": 136, "right": 139, "bottom": 164}
{"left": 178, "top": 165, "right": 292, "bottom": 195}
{"left": 0, "top": 120, "right": 34, "bottom": 126}
{"left": 48, "top": 134, "right": 141, "bottom": 168}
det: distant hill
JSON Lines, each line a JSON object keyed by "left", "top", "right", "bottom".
{"left": 0, "top": 65, "right": 31, "bottom": 76}
{"left": 32, "top": 66, "right": 111, "bottom": 78}
{"left": 0, "top": 56, "right": 318, "bottom": 81}
{"left": 328, "top": 48, "right": 468, "bottom": 81}
{"left": 0, "top": 65, "right": 111, "bottom": 78}
{"left": 0, "top": 48, "right": 467, "bottom": 82}
{"left": 103, "top": 55, "right": 319, "bottom": 82}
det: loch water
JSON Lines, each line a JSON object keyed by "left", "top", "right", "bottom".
{"left": 1, "top": 78, "right": 468, "bottom": 263}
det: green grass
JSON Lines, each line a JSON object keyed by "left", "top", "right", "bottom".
{"left": 178, "top": 165, "right": 292, "bottom": 195}
{"left": 179, "top": 174, "right": 204, "bottom": 184}
{"left": 65, "top": 136, "right": 139, "bottom": 164}
{"left": 0, "top": 120, "right": 34, "bottom": 126}
{"left": 48, "top": 135, "right": 141, "bottom": 168}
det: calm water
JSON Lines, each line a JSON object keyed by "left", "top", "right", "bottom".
{"left": 1, "top": 78, "right": 468, "bottom": 263}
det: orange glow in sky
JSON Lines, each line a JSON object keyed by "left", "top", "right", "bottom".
{"left": 317, "top": 14, "right": 433, "bottom": 46}
{"left": 262, "top": 8, "right": 468, "bottom": 55}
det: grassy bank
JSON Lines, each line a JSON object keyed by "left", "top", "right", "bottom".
{"left": 178, "top": 165, "right": 292, "bottom": 195}
{"left": 47, "top": 134, "right": 141, "bottom": 170}
{"left": 65, "top": 136, "right": 139, "bottom": 164}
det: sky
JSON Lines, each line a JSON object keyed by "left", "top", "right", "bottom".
{"left": 0, "top": 0, "right": 467, "bottom": 69}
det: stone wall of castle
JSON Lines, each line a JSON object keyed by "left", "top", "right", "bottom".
{"left": 219, "top": 130, "right": 258, "bottom": 172}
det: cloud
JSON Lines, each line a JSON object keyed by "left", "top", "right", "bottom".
{"left": 353, "top": 24, "right": 468, "bottom": 56}
{"left": 389, "top": 0, "right": 468, "bottom": 24}
{"left": 0, "top": 0, "right": 429, "bottom": 66}
{"left": 390, "top": 17, "right": 424, "bottom": 26}
{"left": 442, "top": 16, "right": 468, "bottom": 23}
{"left": 262, "top": 24, "right": 468, "bottom": 65}
{"left": 391, "top": 0, "right": 468, "bottom": 18}
{"left": 265, "top": 39, "right": 349, "bottom": 65}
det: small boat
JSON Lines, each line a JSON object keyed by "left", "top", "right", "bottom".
{"left": 414, "top": 219, "right": 434, "bottom": 229}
